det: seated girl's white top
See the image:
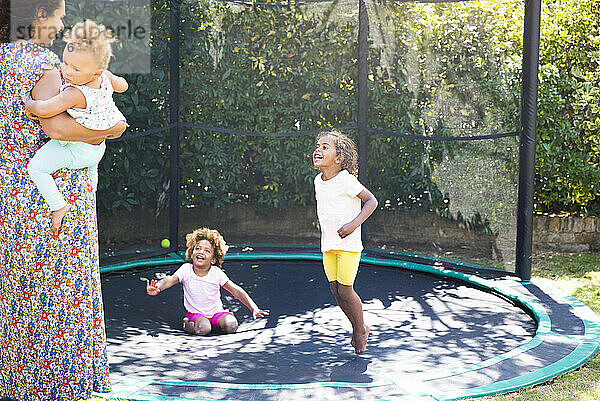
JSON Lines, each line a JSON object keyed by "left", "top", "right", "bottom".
{"left": 174, "top": 263, "right": 230, "bottom": 317}
{"left": 314, "top": 169, "right": 365, "bottom": 253}
{"left": 64, "top": 70, "right": 126, "bottom": 130}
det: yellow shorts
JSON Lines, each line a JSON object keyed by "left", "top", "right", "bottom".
{"left": 322, "top": 250, "right": 361, "bottom": 286}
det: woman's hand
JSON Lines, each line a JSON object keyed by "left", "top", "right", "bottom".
{"left": 102, "top": 120, "right": 127, "bottom": 141}
{"left": 25, "top": 110, "right": 39, "bottom": 120}
{"left": 40, "top": 116, "right": 127, "bottom": 144}
{"left": 25, "top": 100, "right": 39, "bottom": 119}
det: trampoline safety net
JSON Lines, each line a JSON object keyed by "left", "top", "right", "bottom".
{"left": 56, "top": 0, "right": 524, "bottom": 271}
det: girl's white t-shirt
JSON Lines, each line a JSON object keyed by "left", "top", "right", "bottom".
{"left": 174, "top": 263, "right": 230, "bottom": 317}
{"left": 314, "top": 169, "right": 365, "bottom": 252}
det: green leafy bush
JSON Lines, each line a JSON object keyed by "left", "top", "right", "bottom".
{"left": 58, "top": 0, "right": 600, "bottom": 227}
{"left": 535, "top": 0, "right": 600, "bottom": 214}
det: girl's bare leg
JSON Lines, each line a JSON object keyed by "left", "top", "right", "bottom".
{"left": 330, "top": 281, "right": 357, "bottom": 346}
{"left": 336, "top": 283, "right": 369, "bottom": 354}
{"left": 216, "top": 313, "right": 239, "bottom": 334}
{"left": 183, "top": 316, "right": 211, "bottom": 335}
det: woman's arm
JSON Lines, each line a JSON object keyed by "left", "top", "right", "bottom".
{"left": 222, "top": 280, "right": 269, "bottom": 319}
{"left": 337, "top": 188, "right": 379, "bottom": 238}
{"left": 32, "top": 67, "right": 127, "bottom": 143}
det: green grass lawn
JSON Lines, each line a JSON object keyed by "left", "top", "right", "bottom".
{"left": 92, "top": 252, "right": 600, "bottom": 401}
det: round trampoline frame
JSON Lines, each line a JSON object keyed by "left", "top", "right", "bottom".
{"left": 97, "top": 249, "right": 600, "bottom": 401}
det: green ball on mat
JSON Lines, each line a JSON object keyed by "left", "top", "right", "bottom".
{"left": 161, "top": 238, "right": 170, "bottom": 248}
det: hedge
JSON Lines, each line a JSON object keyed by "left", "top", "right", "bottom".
{"left": 54, "top": 0, "right": 600, "bottom": 233}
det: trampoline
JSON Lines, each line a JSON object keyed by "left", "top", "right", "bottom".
{"left": 61, "top": 0, "right": 600, "bottom": 399}
{"left": 98, "top": 247, "right": 600, "bottom": 400}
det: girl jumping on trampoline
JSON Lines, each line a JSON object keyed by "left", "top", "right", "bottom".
{"left": 146, "top": 227, "right": 269, "bottom": 335}
{"left": 25, "top": 20, "right": 128, "bottom": 233}
{"left": 313, "top": 130, "right": 378, "bottom": 354}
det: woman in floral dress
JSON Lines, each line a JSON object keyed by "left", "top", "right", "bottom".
{"left": 0, "top": 1, "right": 126, "bottom": 399}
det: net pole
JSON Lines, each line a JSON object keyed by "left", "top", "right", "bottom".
{"left": 357, "top": 0, "right": 368, "bottom": 180}
{"left": 357, "top": 0, "right": 369, "bottom": 243}
{"left": 169, "top": 0, "right": 181, "bottom": 252}
{"left": 515, "top": 0, "right": 541, "bottom": 281}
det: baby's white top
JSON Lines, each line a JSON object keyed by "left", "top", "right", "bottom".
{"left": 314, "top": 169, "right": 365, "bottom": 253}
{"left": 64, "top": 71, "right": 126, "bottom": 131}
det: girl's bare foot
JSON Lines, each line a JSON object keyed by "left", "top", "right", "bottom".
{"left": 51, "top": 204, "right": 71, "bottom": 233}
{"left": 353, "top": 325, "right": 370, "bottom": 354}
{"left": 183, "top": 317, "right": 194, "bottom": 334}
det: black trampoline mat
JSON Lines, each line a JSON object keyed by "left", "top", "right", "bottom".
{"left": 101, "top": 259, "right": 542, "bottom": 399}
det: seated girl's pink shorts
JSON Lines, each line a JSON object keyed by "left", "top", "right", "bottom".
{"left": 186, "top": 311, "right": 231, "bottom": 328}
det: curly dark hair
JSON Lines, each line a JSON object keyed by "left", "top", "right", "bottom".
{"left": 316, "top": 130, "right": 359, "bottom": 176}
{"left": 185, "top": 227, "right": 230, "bottom": 268}
{"left": 0, "top": 0, "right": 64, "bottom": 43}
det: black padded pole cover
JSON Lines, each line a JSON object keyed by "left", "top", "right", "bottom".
{"left": 169, "top": 0, "right": 181, "bottom": 251}
{"left": 516, "top": 0, "right": 541, "bottom": 281}
{"left": 357, "top": 0, "right": 368, "bottom": 181}
{"left": 357, "top": 0, "right": 369, "bottom": 242}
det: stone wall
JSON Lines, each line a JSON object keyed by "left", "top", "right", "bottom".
{"left": 98, "top": 206, "right": 600, "bottom": 257}
{"left": 98, "top": 204, "right": 496, "bottom": 258}
{"left": 533, "top": 215, "right": 600, "bottom": 252}
{"left": 365, "top": 209, "right": 496, "bottom": 257}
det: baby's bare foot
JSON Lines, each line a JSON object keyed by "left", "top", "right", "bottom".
{"left": 354, "top": 325, "right": 370, "bottom": 354}
{"left": 51, "top": 204, "right": 71, "bottom": 233}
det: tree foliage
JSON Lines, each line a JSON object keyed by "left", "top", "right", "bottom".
{"left": 536, "top": 0, "right": 600, "bottom": 214}
{"left": 57, "top": 0, "right": 600, "bottom": 227}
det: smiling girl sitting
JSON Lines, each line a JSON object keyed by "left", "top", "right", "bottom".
{"left": 146, "top": 227, "right": 269, "bottom": 335}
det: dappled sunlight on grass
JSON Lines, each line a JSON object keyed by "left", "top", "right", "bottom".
{"left": 572, "top": 284, "right": 600, "bottom": 315}
{"left": 532, "top": 253, "right": 600, "bottom": 315}
{"left": 532, "top": 252, "right": 600, "bottom": 280}
{"left": 478, "top": 355, "right": 600, "bottom": 400}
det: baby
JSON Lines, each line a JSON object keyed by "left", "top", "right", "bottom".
{"left": 25, "top": 20, "right": 127, "bottom": 233}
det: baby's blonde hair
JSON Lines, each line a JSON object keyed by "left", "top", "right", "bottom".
{"left": 63, "top": 20, "right": 116, "bottom": 69}
{"left": 185, "top": 227, "right": 229, "bottom": 268}
{"left": 316, "top": 130, "right": 359, "bottom": 176}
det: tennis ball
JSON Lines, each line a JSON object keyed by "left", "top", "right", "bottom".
{"left": 161, "top": 238, "right": 171, "bottom": 248}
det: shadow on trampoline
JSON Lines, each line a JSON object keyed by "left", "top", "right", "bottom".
{"left": 97, "top": 253, "right": 598, "bottom": 400}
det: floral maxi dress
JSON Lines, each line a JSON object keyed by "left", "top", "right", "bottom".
{"left": 0, "top": 43, "right": 111, "bottom": 400}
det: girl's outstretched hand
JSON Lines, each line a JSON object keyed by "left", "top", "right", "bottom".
{"left": 146, "top": 279, "right": 161, "bottom": 295}
{"left": 252, "top": 308, "right": 270, "bottom": 319}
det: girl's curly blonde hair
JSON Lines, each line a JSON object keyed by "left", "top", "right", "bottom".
{"left": 185, "top": 227, "right": 230, "bottom": 268}
{"left": 63, "top": 20, "right": 117, "bottom": 69}
{"left": 316, "top": 130, "right": 359, "bottom": 176}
